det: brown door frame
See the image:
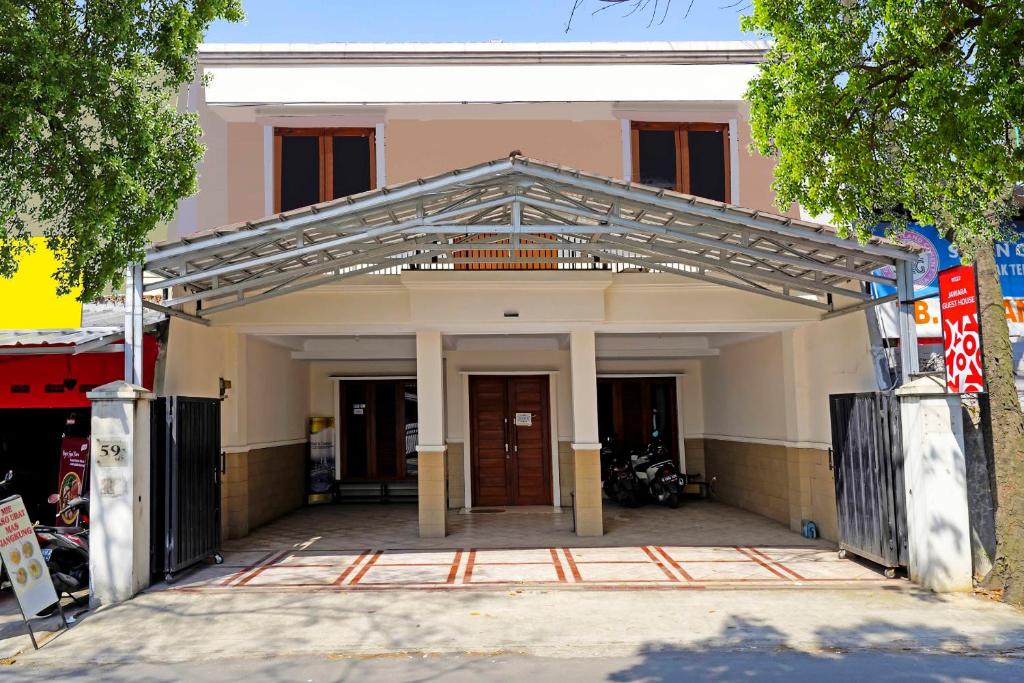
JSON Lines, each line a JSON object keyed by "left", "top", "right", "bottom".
{"left": 468, "top": 374, "right": 553, "bottom": 507}
{"left": 336, "top": 378, "right": 416, "bottom": 482}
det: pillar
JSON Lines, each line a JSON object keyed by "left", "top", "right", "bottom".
{"left": 570, "top": 329, "right": 603, "bottom": 537}
{"left": 87, "top": 380, "right": 153, "bottom": 606}
{"left": 416, "top": 330, "right": 447, "bottom": 538}
{"left": 896, "top": 375, "right": 973, "bottom": 592}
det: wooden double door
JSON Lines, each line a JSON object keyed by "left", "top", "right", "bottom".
{"left": 469, "top": 375, "right": 552, "bottom": 507}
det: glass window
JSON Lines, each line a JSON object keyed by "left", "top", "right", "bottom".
{"left": 332, "top": 135, "right": 372, "bottom": 199}
{"left": 637, "top": 129, "right": 677, "bottom": 190}
{"left": 632, "top": 123, "right": 730, "bottom": 202}
{"left": 279, "top": 136, "right": 320, "bottom": 212}
{"left": 687, "top": 130, "right": 727, "bottom": 202}
{"left": 276, "top": 128, "right": 375, "bottom": 212}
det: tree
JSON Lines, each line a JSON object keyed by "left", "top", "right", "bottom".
{"left": 743, "top": 0, "right": 1024, "bottom": 604}
{"left": 0, "top": 0, "right": 243, "bottom": 302}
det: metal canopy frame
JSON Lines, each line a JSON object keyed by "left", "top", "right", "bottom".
{"left": 143, "top": 156, "right": 916, "bottom": 322}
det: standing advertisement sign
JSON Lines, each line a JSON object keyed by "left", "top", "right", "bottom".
{"left": 939, "top": 265, "right": 985, "bottom": 393}
{"left": 308, "top": 417, "right": 336, "bottom": 504}
{"left": 0, "top": 495, "right": 65, "bottom": 647}
{"left": 56, "top": 436, "right": 89, "bottom": 525}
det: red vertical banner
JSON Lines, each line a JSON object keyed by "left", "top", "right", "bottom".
{"left": 939, "top": 265, "right": 985, "bottom": 393}
{"left": 56, "top": 436, "right": 89, "bottom": 525}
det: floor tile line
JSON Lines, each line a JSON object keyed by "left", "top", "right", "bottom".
{"left": 549, "top": 548, "right": 567, "bottom": 583}
{"left": 463, "top": 549, "right": 477, "bottom": 583}
{"left": 234, "top": 549, "right": 291, "bottom": 587}
{"left": 640, "top": 546, "right": 680, "bottom": 582}
{"left": 218, "top": 550, "right": 277, "bottom": 586}
{"left": 734, "top": 546, "right": 795, "bottom": 581}
{"left": 654, "top": 545, "right": 696, "bottom": 582}
{"left": 745, "top": 547, "right": 809, "bottom": 581}
{"left": 347, "top": 550, "right": 384, "bottom": 586}
{"left": 447, "top": 550, "right": 464, "bottom": 584}
{"left": 562, "top": 548, "right": 583, "bottom": 582}
{"left": 332, "top": 549, "right": 372, "bottom": 586}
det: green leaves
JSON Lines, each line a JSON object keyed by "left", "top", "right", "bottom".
{"left": 744, "top": 0, "right": 1023, "bottom": 252}
{"left": 0, "top": 0, "right": 242, "bottom": 301}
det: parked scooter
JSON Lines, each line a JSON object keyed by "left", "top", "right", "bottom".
{"left": 604, "top": 434, "right": 685, "bottom": 508}
{"left": 36, "top": 494, "right": 90, "bottom": 599}
{"left": 628, "top": 435, "right": 684, "bottom": 508}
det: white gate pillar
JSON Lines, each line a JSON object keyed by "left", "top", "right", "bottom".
{"left": 87, "top": 381, "right": 153, "bottom": 606}
{"left": 570, "top": 328, "right": 603, "bottom": 537}
{"left": 896, "top": 375, "right": 973, "bottom": 592}
{"left": 416, "top": 330, "right": 447, "bottom": 538}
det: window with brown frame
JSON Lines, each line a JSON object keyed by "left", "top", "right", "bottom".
{"left": 274, "top": 127, "right": 376, "bottom": 213}
{"left": 631, "top": 122, "right": 731, "bottom": 203}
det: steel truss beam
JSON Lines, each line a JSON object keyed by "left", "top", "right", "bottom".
{"left": 144, "top": 157, "right": 914, "bottom": 320}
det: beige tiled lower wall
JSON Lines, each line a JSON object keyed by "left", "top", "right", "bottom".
{"left": 446, "top": 441, "right": 465, "bottom": 509}
{"left": 444, "top": 440, "right": 574, "bottom": 509}
{"left": 221, "top": 442, "right": 306, "bottom": 540}
{"left": 702, "top": 438, "right": 838, "bottom": 541}
{"left": 683, "top": 438, "right": 707, "bottom": 480}
{"left": 558, "top": 441, "right": 573, "bottom": 507}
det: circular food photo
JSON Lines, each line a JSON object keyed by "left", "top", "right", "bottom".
{"left": 14, "top": 567, "right": 27, "bottom": 585}
{"left": 22, "top": 541, "right": 34, "bottom": 558}
{"left": 9, "top": 548, "right": 21, "bottom": 565}
{"left": 28, "top": 560, "right": 42, "bottom": 579}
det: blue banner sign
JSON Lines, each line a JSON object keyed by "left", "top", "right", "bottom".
{"left": 872, "top": 222, "right": 1024, "bottom": 299}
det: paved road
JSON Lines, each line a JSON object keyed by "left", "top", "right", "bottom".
{"left": 5, "top": 651, "right": 1024, "bottom": 682}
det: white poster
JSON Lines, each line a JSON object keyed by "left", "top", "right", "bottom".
{"left": 0, "top": 496, "right": 58, "bottom": 618}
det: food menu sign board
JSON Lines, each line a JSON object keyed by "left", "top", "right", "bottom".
{"left": 56, "top": 436, "right": 89, "bottom": 525}
{"left": 939, "top": 265, "right": 985, "bottom": 393}
{"left": 0, "top": 495, "right": 58, "bottom": 618}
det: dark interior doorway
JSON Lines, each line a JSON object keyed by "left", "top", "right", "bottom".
{"left": 337, "top": 379, "right": 418, "bottom": 481}
{"left": 597, "top": 377, "right": 679, "bottom": 462}
{"left": 0, "top": 408, "right": 89, "bottom": 522}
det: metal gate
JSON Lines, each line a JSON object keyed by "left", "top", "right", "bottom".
{"left": 151, "top": 396, "right": 222, "bottom": 581}
{"left": 828, "top": 392, "right": 908, "bottom": 574}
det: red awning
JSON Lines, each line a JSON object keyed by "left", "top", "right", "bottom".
{"left": 0, "top": 335, "right": 158, "bottom": 409}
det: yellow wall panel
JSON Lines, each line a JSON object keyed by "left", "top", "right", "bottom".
{"left": 0, "top": 238, "right": 82, "bottom": 329}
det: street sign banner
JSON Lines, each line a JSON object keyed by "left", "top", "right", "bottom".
{"left": 0, "top": 495, "right": 58, "bottom": 618}
{"left": 939, "top": 265, "right": 985, "bottom": 393}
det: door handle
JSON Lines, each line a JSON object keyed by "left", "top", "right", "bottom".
{"left": 505, "top": 417, "right": 510, "bottom": 459}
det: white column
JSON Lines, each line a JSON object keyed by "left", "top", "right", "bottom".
{"left": 570, "top": 329, "right": 599, "bottom": 445}
{"left": 124, "top": 263, "right": 144, "bottom": 384}
{"left": 896, "top": 375, "right": 973, "bottom": 592}
{"left": 416, "top": 330, "right": 446, "bottom": 538}
{"left": 87, "top": 380, "right": 153, "bottom": 606}
{"left": 570, "top": 329, "right": 603, "bottom": 537}
{"left": 896, "top": 259, "right": 920, "bottom": 383}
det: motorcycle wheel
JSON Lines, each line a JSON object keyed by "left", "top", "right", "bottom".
{"left": 666, "top": 491, "right": 680, "bottom": 509}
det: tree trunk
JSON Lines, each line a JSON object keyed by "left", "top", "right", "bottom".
{"left": 973, "top": 242, "right": 1024, "bottom": 606}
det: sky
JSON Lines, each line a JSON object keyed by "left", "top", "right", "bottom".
{"left": 204, "top": 0, "right": 756, "bottom": 44}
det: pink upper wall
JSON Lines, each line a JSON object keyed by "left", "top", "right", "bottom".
{"left": 385, "top": 119, "right": 622, "bottom": 183}
{"left": 199, "top": 113, "right": 796, "bottom": 236}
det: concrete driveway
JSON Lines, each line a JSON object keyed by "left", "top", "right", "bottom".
{"left": 3, "top": 502, "right": 1022, "bottom": 676}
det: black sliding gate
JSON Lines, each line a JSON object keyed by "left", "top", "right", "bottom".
{"left": 151, "top": 396, "right": 223, "bottom": 581}
{"left": 828, "top": 392, "right": 908, "bottom": 576}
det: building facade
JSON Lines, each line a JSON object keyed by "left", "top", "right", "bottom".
{"left": 148, "top": 42, "right": 915, "bottom": 544}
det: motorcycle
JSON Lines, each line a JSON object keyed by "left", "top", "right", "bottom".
{"left": 604, "top": 434, "right": 685, "bottom": 508}
{"left": 628, "top": 435, "right": 684, "bottom": 509}
{"left": 36, "top": 494, "right": 90, "bottom": 600}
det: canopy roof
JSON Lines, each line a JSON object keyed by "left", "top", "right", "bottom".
{"left": 145, "top": 156, "right": 914, "bottom": 321}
